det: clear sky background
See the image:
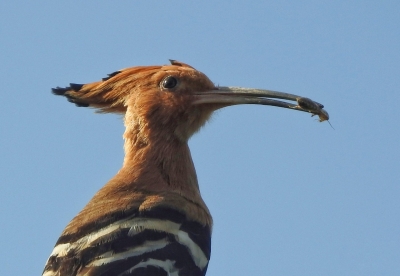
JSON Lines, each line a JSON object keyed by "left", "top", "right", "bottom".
{"left": 1, "top": 1, "right": 399, "bottom": 275}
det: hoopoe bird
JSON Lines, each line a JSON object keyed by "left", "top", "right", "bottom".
{"left": 43, "top": 60, "right": 328, "bottom": 276}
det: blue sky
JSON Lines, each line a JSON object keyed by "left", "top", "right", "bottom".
{"left": 1, "top": 1, "right": 399, "bottom": 275}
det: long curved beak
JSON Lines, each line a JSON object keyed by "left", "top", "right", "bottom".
{"left": 194, "top": 86, "right": 329, "bottom": 122}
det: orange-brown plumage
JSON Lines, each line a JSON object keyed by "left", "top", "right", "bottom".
{"left": 55, "top": 60, "right": 216, "bottom": 237}
{"left": 46, "top": 60, "right": 328, "bottom": 276}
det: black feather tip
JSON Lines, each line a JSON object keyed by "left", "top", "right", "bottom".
{"left": 102, "top": 71, "right": 121, "bottom": 81}
{"left": 51, "top": 86, "right": 89, "bottom": 107}
{"left": 69, "top": 83, "right": 84, "bottom": 92}
{"left": 52, "top": 87, "right": 69, "bottom": 96}
{"left": 67, "top": 99, "right": 89, "bottom": 107}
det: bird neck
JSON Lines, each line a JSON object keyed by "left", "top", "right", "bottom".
{"left": 59, "top": 122, "right": 211, "bottom": 237}
{"left": 119, "top": 120, "right": 201, "bottom": 198}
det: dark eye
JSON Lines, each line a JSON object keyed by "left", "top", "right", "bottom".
{"left": 161, "top": 76, "right": 178, "bottom": 89}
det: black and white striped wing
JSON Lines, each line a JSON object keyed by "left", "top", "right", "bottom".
{"left": 43, "top": 208, "right": 211, "bottom": 276}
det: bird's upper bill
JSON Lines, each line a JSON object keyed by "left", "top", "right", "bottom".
{"left": 193, "top": 86, "right": 329, "bottom": 122}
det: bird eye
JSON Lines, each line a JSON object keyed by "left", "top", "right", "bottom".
{"left": 161, "top": 76, "right": 178, "bottom": 89}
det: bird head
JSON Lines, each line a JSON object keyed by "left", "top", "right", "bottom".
{"left": 53, "top": 60, "right": 328, "bottom": 143}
